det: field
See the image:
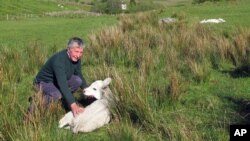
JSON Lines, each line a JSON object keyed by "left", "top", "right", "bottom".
{"left": 1, "top": 0, "right": 250, "bottom": 141}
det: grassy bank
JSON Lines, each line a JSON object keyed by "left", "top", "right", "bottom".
{"left": 0, "top": 0, "right": 92, "bottom": 20}
{"left": 160, "top": 0, "right": 250, "bottom": 28}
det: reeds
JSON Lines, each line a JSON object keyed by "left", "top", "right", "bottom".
{"left": 85, "top": 11, "right": 250, "bottom": 140}
{"left": 233, "top": 28, "right": 250, "bottom": 66}
{"left": 0, "top": 41, "right": 60, "bottom": 141}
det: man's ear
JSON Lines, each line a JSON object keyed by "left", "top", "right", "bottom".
{"left": 102, "top": 77, "right": 112, "bottom": 89}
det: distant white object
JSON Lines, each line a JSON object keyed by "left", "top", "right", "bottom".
{"left": 59, "top": 78, "right": 113, "bottom": 133}
{"left": 58, "top": 4, "right": 64, "bottom": 8}
{"left": 159, "top": 17, "right": 177, "bottom": 24}
{"left": 200, "top": 18, "right": 226, "bottom": 24}
{"left": 121, "top": 4, "right": 127, "bottom": 10}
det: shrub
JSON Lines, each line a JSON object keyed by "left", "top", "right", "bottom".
{"left": 91, "top": 0, "right": 162, "bottom": 14}
{"left": 91, "top": 0, "right": 122, "bottom": 14}
{"left": 128, "top": 1, "right": 159, "bottom": 13}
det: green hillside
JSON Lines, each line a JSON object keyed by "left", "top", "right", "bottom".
{"left": 0, "top": 0, "right": 90, "bottom": 15}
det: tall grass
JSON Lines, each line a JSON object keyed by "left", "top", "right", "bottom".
{"left": 87, "top": 11, "right": 250, "bottom": 82}
{"left": 86, "top": 11, "right": 250, "bottom": 140}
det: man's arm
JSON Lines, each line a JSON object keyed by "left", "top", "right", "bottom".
{"left": 54, "top": 66, "right": 75, "bottom": 104}
{"left": 54, "top": 65, "right": 85, "bottom": 116}
{"left": 74, "top": 61, "right": 88, "bottom": 89}
{"left": 53, "top": 58, "right": 83, "bottom": 111}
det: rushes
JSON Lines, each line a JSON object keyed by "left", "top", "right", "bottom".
{"left": 87, "top": 11, "right": 250, "bottom": 105}
{"left": 0, "top": 60, "right": 4, "bottom": 86}
{"left": 19, "top": 90, "right": 62, "bottom": 141}
{"left": 168, "top": 71, "right": 183, "bottom": 101}
{"left": 233, "top": 28, "right": 250, "bottom": 66}
{"left": 0, "top": 132, "right": 4, "bottom": 141}
{"left": 0, "top": 41, "right": 58, "bottom": 141}
{"left": 107, "top": 121, "right": 144, "bottom": 141}
{"left": 24, "top": 41, "right": 48, "bottom": 73}
{"left": 118, "top": 14, "right": 134, "bottom": 32}
{"left": 85, "top": 11, "right": 250, "bottom": 140}
{"left": 0, "top": 41, "right": 48, "bottom": 84}
{"left": 25, "top": 91, "right": 61, "bottom": 124}
{"left": 186, "top": 58, "right": 211, "bottom": 82}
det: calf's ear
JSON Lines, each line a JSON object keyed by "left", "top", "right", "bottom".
{"left": 102, "top": 77, "right": 112, "bottom": 89}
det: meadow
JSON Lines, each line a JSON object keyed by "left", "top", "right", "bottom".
{"left": 1, "top": 0, "right": 250, "bottom": 141}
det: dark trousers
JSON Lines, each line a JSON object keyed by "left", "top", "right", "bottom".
{"left": 29, "top": 75, "right": 82, "bottom": 112}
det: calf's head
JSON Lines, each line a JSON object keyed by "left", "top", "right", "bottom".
{"left": 83, "top": 77, "right": 112, "bottom": 100}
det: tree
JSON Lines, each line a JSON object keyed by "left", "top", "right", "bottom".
{"left": 106, "top": 0, "right": 121, "bottom": 14}
{"left": 130, "top": 0, "right": 136, "bottom": 6}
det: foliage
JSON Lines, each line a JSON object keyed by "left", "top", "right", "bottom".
{"left": 128, "top": 0, "right": 161, "bottom": 13}
{"left": 91, "top": 0, "right": 162, "bottom": 14}
{"left": 91, "top": 0, "right": 122, "bottom": 14}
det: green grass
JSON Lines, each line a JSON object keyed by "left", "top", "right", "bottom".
{"left": 1, "top": 0, "right": 250, "bottom": 141}
{"left": 0, "top": 0, "right": 89, "bottom": 15}
{"left": 0, "top": 16, "right": 117, "bottom": 48}
{"left": 0, "top": 0, "right": 92, "bottom": 20}
{"left": 159, "top": 0, "right": 250, "bottom": 29}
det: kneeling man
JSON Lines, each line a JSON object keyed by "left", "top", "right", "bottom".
{"left": 31, "top": 37, "right": 88, "bottom": 117}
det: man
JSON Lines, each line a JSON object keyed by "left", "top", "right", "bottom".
{"left": 32, "top": 37, "right": 88, "bottom": 117}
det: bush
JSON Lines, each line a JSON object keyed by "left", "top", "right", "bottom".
{"left": 128, "top": 1, "right": 159, "bottom": 13}
{"left": 91, "top": 0, "right": 161, "bottom": 14}
{"left": 91, "top": 0, "right": 122, "bottom": 14}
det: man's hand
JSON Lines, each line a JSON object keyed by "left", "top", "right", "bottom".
{"left": 70, "top": 103, "right": 84, "bottom": 117}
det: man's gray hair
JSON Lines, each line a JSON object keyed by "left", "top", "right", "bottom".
{"left": 67, "top": 37, "right": 85, "bottom": 48}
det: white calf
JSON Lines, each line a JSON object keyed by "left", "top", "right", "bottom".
{"left": 200, "top": 18, "right": 226, "bottom": 24}
{"left": 59, "top": 77, "right": 113, "bottom": 133}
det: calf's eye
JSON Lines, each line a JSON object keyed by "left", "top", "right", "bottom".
{"left": 93, "top": 88, "right": 96, "bottom": 91}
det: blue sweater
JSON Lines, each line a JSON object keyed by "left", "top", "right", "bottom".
{"left": 35, "top": 49, "right": 87, "bottom": 105}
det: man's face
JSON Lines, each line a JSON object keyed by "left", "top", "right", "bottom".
{"left": 68, "top": 47, "right": 83, "bottom": 62}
